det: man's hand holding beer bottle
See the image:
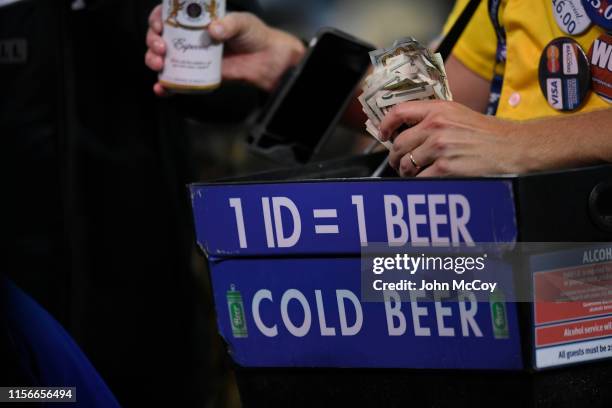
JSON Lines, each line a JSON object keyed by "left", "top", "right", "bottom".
{"left": 145, "top": 5, "right": 305, "bottom": 95}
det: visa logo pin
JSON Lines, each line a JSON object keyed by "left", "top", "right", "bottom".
{"left": 547, "top": 78, "right": 564, "bottom": 109}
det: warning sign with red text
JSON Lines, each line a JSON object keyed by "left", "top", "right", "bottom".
{"left": 531, "top": 246, "right": 612, "bottom": 369}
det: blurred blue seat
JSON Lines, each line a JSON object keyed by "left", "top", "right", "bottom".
{"left": 0, "top": 276, "right": 121, "bottom": 407}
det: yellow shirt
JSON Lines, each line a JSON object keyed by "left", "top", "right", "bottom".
{"left": 444, "top": 0, "right": 610, "bottom": 120}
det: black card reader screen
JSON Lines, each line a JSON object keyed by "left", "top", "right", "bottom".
{"left": 265, "top": 31, "right": 374, "bottom": 150}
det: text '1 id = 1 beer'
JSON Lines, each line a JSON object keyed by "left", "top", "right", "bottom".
{"left": 159, "top": 0, "right": 226, "bottom": 93}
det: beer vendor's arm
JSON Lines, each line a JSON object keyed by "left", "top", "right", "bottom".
{"left": 441, "top": 0, "right": 496, "bottom": 113}
{"left": 445, "top": 55, "right": 491, "bottom": 113}
{"left": 505, "top": 108, "right": 612, "bottom": 171}
{"left": 377, "top": 98, "right": 612, "bottom": 177}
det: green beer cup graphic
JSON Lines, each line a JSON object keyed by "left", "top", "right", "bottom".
{"left": 227, "top": 285, "right": 248, "bottom": 338}
{"left": 489, "top": 289, "right": 509, "bottom": 339}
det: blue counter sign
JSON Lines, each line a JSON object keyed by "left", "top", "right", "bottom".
{"left": 210, "top": 259, "right": 523, "bottom": 370}
{"left": 191, "top": 180, "right": 517, "bottom": 257}
{"left": 191, "top": 179, "right": 522, "bottom": 369}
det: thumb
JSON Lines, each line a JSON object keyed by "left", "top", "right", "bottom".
{"left": 209, "top": 12, "right": 254, "bottom": 42}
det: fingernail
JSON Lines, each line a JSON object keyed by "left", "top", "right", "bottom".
{"left": 210, "top": 23, "right": 224, "bottom": 38}
{"left": 153, "top": 21, "right": 162, "bottom": 32}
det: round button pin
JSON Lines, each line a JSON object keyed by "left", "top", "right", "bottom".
{"left": 539, "top": 37, "right": 591, "bottom": 111}
{"left": 553, "top": 0, "right": 592, "bottom": 35}
{"left": 588, "top": 33, "right": 612, "bottom": 103}
{"left": 581, "top": 0, "right": 612, "bottom": 31}
{"left": 508, "top": 92, "right": 521, "bottom": 107}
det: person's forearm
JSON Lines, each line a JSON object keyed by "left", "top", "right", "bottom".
{"left": 511, "top": 108, "right": 612, "bottom": 172}
{"left": 445, "top": 56, "right": 490, "bottom": 113}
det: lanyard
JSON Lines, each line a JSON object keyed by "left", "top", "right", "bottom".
{"left": 437, "top": 0, "right": 482, "bottom": 60}
{"left": 486, "top": 0, "right": 507, "bottom": 115}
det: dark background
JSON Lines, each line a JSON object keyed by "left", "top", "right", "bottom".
{"left": 0, "top": 0, "right": 451, "bottom": 406}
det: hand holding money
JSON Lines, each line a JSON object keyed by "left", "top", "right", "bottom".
{"left": 359, "top": 38, "right": 452, "bottom": 150}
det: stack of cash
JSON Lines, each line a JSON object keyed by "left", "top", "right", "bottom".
{"left": 359, "top": 38, "right": 452, "bottom": 149}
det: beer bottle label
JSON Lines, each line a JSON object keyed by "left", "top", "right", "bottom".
{"left": 159, "top": 0, "right": 225, "bottom": 92}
